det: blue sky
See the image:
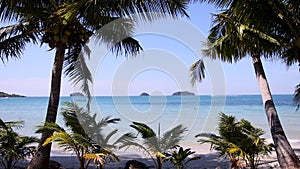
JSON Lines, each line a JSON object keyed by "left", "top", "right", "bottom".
{"left": 0, "top": 3, "right": 299, "bottom": 96}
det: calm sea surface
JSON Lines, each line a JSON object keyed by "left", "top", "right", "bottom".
{"left": 0, "top": 95, "right": 299, "bottom": 144}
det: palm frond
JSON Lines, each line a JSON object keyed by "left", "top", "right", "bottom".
{"left": 195, "top": 132, "right": 219, "bottom": 139}
{"left": 117, "top": 132, "right": 157, "bottom": 165}
{"left": 0, "top": 118, "right": 38, "bottom": 169}
{"left": 0, "top": 21, "right": 39, "bottom": 63}
{"left": 61, "top": 110, "right": 88, "bottom": 138}
{"left": 111, "top": 37, "right": 142, "bottom": 57}
{"left": 201, "top": 0, "right": 300, "bottom": 74}
{"left": 17, "top": 136, "right": 39, "bottom": 147}
{"left": 35, "top": 122, "right": 65, "bottom": 133}
{"left": 226, "top": 142, "right": 243, "bottom": 156}
{"left": 130, "top": 122, "right": 156, "bottom": 138}
{"left": 83, "top": 153, "right": 106, "bottom": 167}
{"left": 72, "top": 133, "right": 93, "bottom": 149}
{"left": 0, "top": 0, "right": 46, "bottom": 21}
{"left": 64, "top": 0, "right": 190, "bottom": 25}
{"left": 113, "top": 132, "right": 136, "bottom": 148}
{"left": 93, "top": 17, "right": 143, "bottom": 57}
{"left": 0, "top": 118, "right": 24, "bottom": 130}
{"left": 121, "top": 0, "right": 190, "bottom": 19}
{"left": 197, "top": 0, "right": 234, "bottom": 8}
{"left": 196, "top": 112, "right": 274, "bottom": 167}
{"left": 294, "top": 84, "right": 300, "bottom": 110}
{"left": 98, "top": 147, "right": 120, "bottom": 162}
{"left": 117, "top": 133, "right": 141, "bottom": 149}
{"left": 165, "top": 146, "right": 200, "bottom": 168}
{"left": 203, "top": 11, "right": 283, "bottom": 63}
{"left": 190, "top": 59, "right": 206, "bottom": 85}
{"left": 98, "top": 117, "right": 121, "bottom": 128}
{"left": 42, "top": 132, "right": 75, "bottom": 151}
{"left": 101, "top": 129, "right": 118, "bottom": 148}
{"left": 186, "top": 156, "right": 201, "bottom": 165}
{"left": 64, "top": 53, "right": 93, "bottom": 109}
{"left": 160, "top": 125, "right": 187, "bottom": 151}
{"left": 196, "top": 133, "right": 223, "bottom": 148}
{"left": 60, "top": 102, "right": 89, "bottom": 137}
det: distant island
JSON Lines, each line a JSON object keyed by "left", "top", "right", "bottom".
{"left": 70, "top": 92, "right": 84, "bottom": 97}
{"left": 0, "top": 91, "right": 25, "bottom": 97}
{"left": 172, "top": 91, "right": 195, "bottom": 96}
{"left": 140, "top": 92, "right": 150, "bottom": 96}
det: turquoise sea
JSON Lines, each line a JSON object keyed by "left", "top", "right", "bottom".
{"left": 0, "top": 95, "right": 299, "bottom": 144}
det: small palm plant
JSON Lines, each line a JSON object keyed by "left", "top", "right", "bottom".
{"left": 196, "top": 112, "right": 273, "bottom": 169}
{"left": 119, "top": 122, "right": 187, "bottom": 169}
{"left": 164, "top": 146, "right": 201, "bottom": 169}
{"left": 0, "top": 119, "right": 38, "bottom": 169}
{"left": 61, "top": 102, "right": 121, "bottom": 150}
{"left": 38, "top": 102, "right": 120, "bottom": 169}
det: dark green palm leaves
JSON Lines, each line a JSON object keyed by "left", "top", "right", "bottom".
{"left": 165, "top": 146, "right": 201, "bottom": 169}
{"left": 294, "top": 84, "right": 300, "bottom": 110}
{"left": 196, "top": 112, "right": 273, "bottom": 169}
{"left": 129, "top": 122, "right": 187, "bottom": 155}
{"left": 120, "top": 122, "right": 187, "bottom": 169}
{"left": 190, "top": 0, "right": 300, "bottom": 106}
{"left": 0, "top": 119, "right": 38, "bottom": 169}
{"left": 38, "top": 102, "right": 121, "bottom": 169}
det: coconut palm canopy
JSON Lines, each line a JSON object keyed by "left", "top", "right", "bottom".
{"left": 191, "top": 0, "right": 300, "bottom": 99}
{"left": 190, "top": 0, "right": 300, "bottom": 168}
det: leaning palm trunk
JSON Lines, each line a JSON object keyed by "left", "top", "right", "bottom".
{"left": 27, "top": 44, "right": 66, "bottom": 169}
{"left": 252, "top": 55, "right": 300, "bottom": 169}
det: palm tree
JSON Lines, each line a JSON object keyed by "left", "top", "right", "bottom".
{"left": 196, "top": 112, "right": 273, "bottom": 169}
{"left": 0, "top": 1, "right": 192, "bottom": 168}
{"left": 191, "top": 1, "right": 300, "bottom": 168}
{"left": 0, "top": 119, "right": 39, "bottom": 169}
{"left": 37, "top": 102, "right": 120, "bottom": 169}
{"left": 164, "top": 146, "right": 201, "bottom": 169}
{"left": 60, "top": 102, "right": 123, "bottom": 150}
{"left": 119, "top": 122, "right": 187, "bottom": 169}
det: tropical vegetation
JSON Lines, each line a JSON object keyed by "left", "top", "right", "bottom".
{"left": 61, "top": 102, "right": 122, "bottom": 150}
{"left": 1, "top": 0, "right": 299, "bottom": 168}
{"left": 0, "top": 1, "right": 192, "bottom": 168}
{"left": 164, "top": 146, "right": 201, "bottom": 169}
{"left": 0, "top": 118, "right": 38, "bottom": 169}
{"left": 190, "top": 0, "right": 300, "bottom": 168}
{"left": 38, "top": 102, "right": 121, "bottom": 169}
{"left": 119, "top": 122, "right": 187, "bottom": 169}
{"left": 196, "top": 112, "right": 273, "bottom": 169}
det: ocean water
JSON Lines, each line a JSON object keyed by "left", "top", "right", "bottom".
{"left": 0, "top": 95, "right": 299, "bottom": 144}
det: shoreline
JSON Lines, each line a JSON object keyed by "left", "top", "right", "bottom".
{"left": 15, "top": 142, "right": 300, "bottom": 169}
{"left": 16, "top": 152, "right": 279, "bottom": 169}
{"left": 2, "top": 95, "right": 299, "bottom": 168}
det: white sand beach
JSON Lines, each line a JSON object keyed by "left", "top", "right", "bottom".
{"left": 13, "top": 141, "right": 300, "bottom": 169}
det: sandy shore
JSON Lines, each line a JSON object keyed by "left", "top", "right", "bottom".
{"left": 14, "top": 141, "right": 300, "bottom": 169}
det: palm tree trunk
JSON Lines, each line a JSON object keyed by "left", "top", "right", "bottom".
{"left": 156, "top": 156, "right": 162, "bottom": 169}
{"left": 27, "top": 44, "right": 66, "bottom": 169}
{"left": 80, "top": 158, "right": 85, "bottom": 169}
{"left": 252, "top": 55, "right": 300, "bottom": 169}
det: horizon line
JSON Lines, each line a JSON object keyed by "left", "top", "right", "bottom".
{"left": 13, "top": 93, "right": 295, "bottom": 97}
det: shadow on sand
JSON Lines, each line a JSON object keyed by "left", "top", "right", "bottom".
{"left": 15, "top": 149, "right": 300, "bottom": 169}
